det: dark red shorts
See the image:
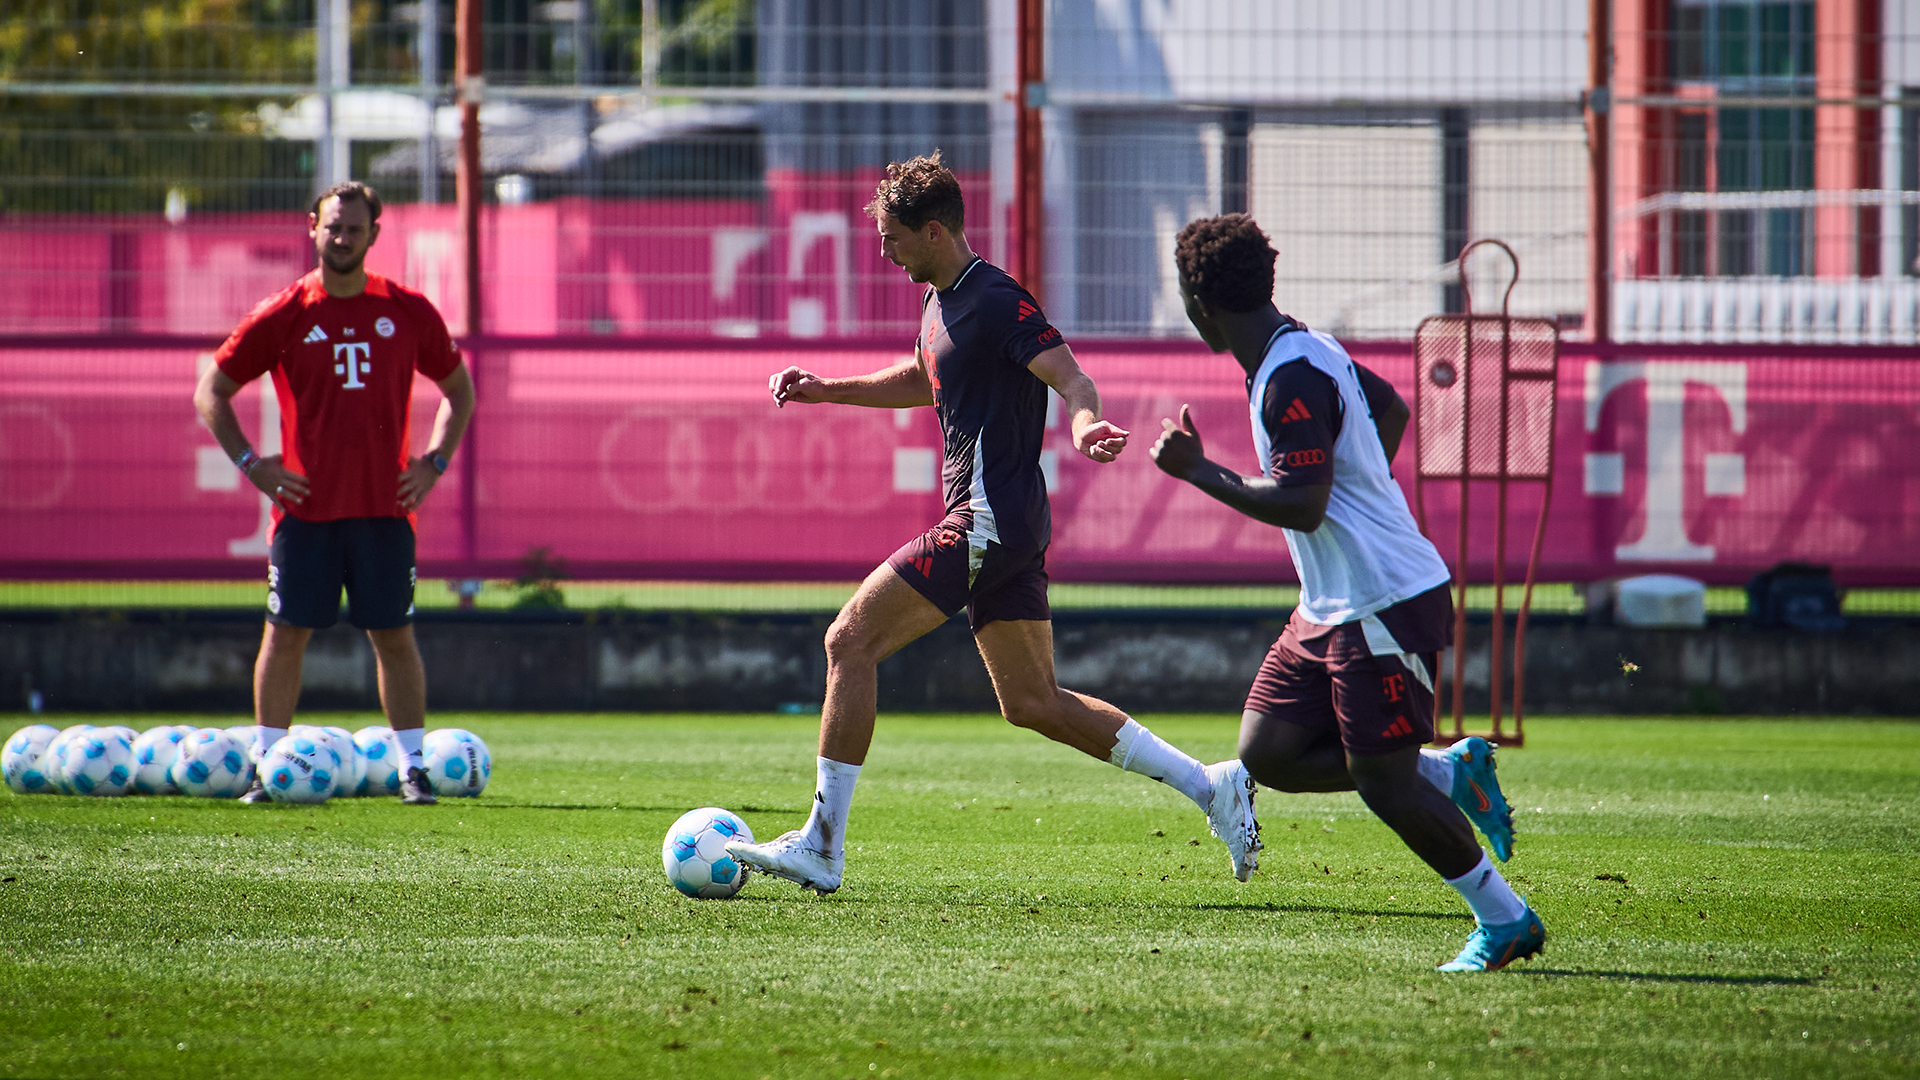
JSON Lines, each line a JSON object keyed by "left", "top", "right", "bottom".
{"left": 887, "top": 516, "right": 1050, "bottom": 631}
{"left": 1243, "top": 619, "right": 1438, "bottom": 756}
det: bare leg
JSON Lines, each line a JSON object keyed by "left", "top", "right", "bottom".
{"left": 254, "top": 622, "right": 312, "bottom": 728}
{"left": 818, "top": 563, "right": 951, "bottom": 765}
{"left": 1347, "top": 745, "right": 1481, "bottom": 879}
{"left": 1238, "top": 709, "right": 1355, "bottom": 793}
{"left": 971, "top": 619, "right": 1127, "bottom": 759}
{"left": 365, "top": 625, "right": 427, "bottom": 733}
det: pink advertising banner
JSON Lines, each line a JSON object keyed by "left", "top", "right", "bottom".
{"left": 1, "top": 338, "right": 1915, "bottom": 586}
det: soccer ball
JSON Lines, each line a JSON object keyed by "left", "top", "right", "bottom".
{"left": 44, "top": 725, "right": 97, "bottom": 795}
{"left": 131, "top": 726, "right": 192, "bottom": 795}
{"left": 661, "top": 807, "right": 755, "bottom": 899}
{"left": 57, "top": 729, "right": 135, "bottom": 796}
{"left": 3, "top": 724, "right": 60, "bottom": 794}
{"left": 322, "top": 726, "right": 366, "bottom": 796}
{"left": 292, "top": 725, "right": 358, "bottom": 790}
{"left": 421, "top": 728, "right": 491, "bottom": 798}
{"left": 259, "top": 735, "right": 341, "bottom": 804}
{"left": 353, "top": 726, "right": 401, "bottom": 796}
{"left": 227, "top": 724, "right": 263, "bottom": 762}
{"left": 172, "top": 728, "right": 254, "bottom": 798}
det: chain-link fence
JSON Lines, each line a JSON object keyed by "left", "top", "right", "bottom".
{"left": 6, "top": 1, "right": 1918, "bottom": 341}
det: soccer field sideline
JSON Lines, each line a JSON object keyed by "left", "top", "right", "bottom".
{"left": 3, "top": 714, "right": 1916, "bottom": 1080}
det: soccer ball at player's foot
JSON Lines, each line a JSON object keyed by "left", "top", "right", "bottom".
{"left": 294, "top": 725, "right": 362, "bottom": 797}
{"left": 353, "top": 726, "right": 401, "bottom": 796}
{"left": 172, "top": 729, "right": 255, "bottom": 798}
{"left": 259, "top": 735, "right": 341, "bottom": 804}
{"left": 57, "top": 729, "right": 135, "bottom": 796}
{"left": 421, "top": 728, "right": 491, "bottom": 797}
{"left": 131, "top": 725, "right": 191, "bottom": 795}
{"left": 4, "top": 724, "right": 62, "bottom": 795}
{"left": 662, "top": 807, "right": 756, "bottom": 899}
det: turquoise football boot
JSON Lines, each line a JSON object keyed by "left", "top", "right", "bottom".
{"left": 1447, "top": 736, "right": 1515, "bottom": 861}
{"left": 1437, "top": 907, "right": 1546, "bottom": 972}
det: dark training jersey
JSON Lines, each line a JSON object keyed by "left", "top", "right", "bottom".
{"left": 916, "top": 257, "right": 1062, "bottom": 567}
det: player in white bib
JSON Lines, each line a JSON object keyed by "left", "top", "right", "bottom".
{"left": 1149, "top": 214, "right": 1544, "bottom": 972}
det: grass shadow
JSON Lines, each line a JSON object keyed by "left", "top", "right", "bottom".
{"left": 471, "top": 803, "right": 807, "bottom": 814}
{"left": 1517, "top": 968, "right": 1815, "bottom": 985}
{"left": 1196, "top": 902, "right": 1473, "bottom": 922}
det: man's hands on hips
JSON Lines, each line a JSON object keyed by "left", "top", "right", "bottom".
{"left": 248, "top": 456, "right": 309, "bottom": 510}
{"left": 398, "top": 457, "right": 442, "bottom": 512}
{"left": 1150, "top": 404, "right": 1207, "bottom": 479}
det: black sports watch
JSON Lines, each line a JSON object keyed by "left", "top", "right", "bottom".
{"left": 427, "top": 452, "right": 450, "bottom": 475}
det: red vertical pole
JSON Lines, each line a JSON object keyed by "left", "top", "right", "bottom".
{"left": 1490, "top": 316, "right": 1510, "bottom": 740}
{"left": 1015, "top": 0, "right": 1046, "bottom": 301}
{"left": 455, "top": 0, "right": 482, "bottom": 566}
{"left": 1586, "top": 0, "right": 1611, "bottom": 342}
{"left": 1450, "top": 317, "right": 1471, "bottom": 738}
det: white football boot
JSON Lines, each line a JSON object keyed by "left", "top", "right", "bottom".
{"left": 725, "top": 830, "right": 842, "bottom": 895}
{"left": 1204, "top": 759, "right": 1262, "bottom": 882}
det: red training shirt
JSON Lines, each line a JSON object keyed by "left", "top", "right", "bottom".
{"left": 215, "top": 269, "right": 460, "bottom": 526}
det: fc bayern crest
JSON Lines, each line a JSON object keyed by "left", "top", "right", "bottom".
{"left": 375, "top": 316, "right": 396, "bottom": 338}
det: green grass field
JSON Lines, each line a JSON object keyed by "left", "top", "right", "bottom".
{"left": 3, "top": 715, "right": 1916, "bottom": 1079}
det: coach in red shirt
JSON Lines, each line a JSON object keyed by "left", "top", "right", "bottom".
{"left": 193, "top": 180, "right": 475, "bottom": 806}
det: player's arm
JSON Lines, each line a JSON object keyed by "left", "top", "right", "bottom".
{"left": 1150, "top": 405, "right": 1331, "bottom": 531}
{"left": 768, "top": 356, "right": 932, "bottom": 409}
{"left": 1355, "top": 362, "right": 1409, "bottom": 462}
{"left": 192, "top": 359, "right": 307, "bottom": 509}
{"left": 1026, "top": 344, "right": 1129, "bottom": 463}
{"left": 398, "top": 363, "right": 476, "bottom": 512}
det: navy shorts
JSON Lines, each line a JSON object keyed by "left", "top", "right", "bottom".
{"left": 1243, "top": 620, "right": 1438, "bottom": 757}
{"left": 268, "top": 516, "right": 417, "bottom": 630}
{"left": 886, "top": 516, "right": 1051, "bottom": 632}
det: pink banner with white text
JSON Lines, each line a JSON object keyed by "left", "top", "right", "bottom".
{"left": 1, "top": 339, "right": 1916, "bottom": 586}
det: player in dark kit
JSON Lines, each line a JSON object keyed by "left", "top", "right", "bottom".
{"left": 1150, "top": 214, "right": 1542, "bottom": 972}
{"left": 728, "top": 153, "right": 1262, "bottom": 894}
{"left": 193, "top": 181, "right": 474, "bottom": 806}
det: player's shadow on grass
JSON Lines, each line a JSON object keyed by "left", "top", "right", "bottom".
{"left": 1197, "top": 902, "right": 1472, "bottom": 922}
{"left": 1517, "top": 969, "right": 1814, "bottom": 986}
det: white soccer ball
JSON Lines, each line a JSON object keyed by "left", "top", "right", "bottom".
{"left": 131, "top": 726, "right": 192, "bottom": 795}
{"left": 353, "top": 726, "right": 401, "bottom": 796}
{"left": 662, "top": 807, "right": 756, "bottom": 899}
{"left": 421, "top": 728, "right": 491, "bottom": 798}
{"left": 227, "top": 725, "right": 264, "bottom": 762}
{"left": 172, "top": 728, "right": 255, "bottom": 798}
{"left": 317, "top": 726, "right": 366, "bottom": 796}
{"left": 57, "top": 729, "right": 136, "bottom": 796}
{"left": 105, "top": 724, "right": 140, "bottom": 745}
{"left": 3, "top": 724, "right": 61, "bottom": 795}
{"left": 44, "top": 725, "right": 97, "bottom": 794}
{"left": 259, "top": 735, "right": 341, "bottom": 804}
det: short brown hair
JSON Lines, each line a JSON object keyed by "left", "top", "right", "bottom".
{"left": 1176, "top": 213, "right": 1276, "bottom": 313}
{"left": 865, "top": 151, "right": 964, "bottom": 233}
{"left": 311, "top": 180, "right": 382, "bottom": 223}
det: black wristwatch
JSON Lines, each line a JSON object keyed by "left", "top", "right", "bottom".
{"left": 427, "top": 452, "right": 450, "bottom": 475}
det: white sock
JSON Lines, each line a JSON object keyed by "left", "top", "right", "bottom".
{"left": 1417, "top": 747, "right": 1455, "bottom": 794}
{"left": 802, "top": 756, "right": 860, "bottom": 861}
{"left": 252, "top": 726, "right": 287, "bottom": 763}
{"left": 1445, "top": 851, "right": 1529, "bottom": 926}
{"left": 1107, "top": 718, "right": 1211, "bottom": 810}
{"left": 394, "top": 726, "right": 425, "bottom": 763}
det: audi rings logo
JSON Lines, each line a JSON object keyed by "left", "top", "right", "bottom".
{"left": 1284, "top": 448, "right": 1326, "bottom": 467}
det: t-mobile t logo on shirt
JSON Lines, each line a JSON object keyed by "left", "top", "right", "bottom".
{"left": 333, "top": 342, "right": 372, "bottom": 389}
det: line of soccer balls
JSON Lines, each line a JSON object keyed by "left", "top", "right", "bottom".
{"left": 2, "top": 723, "right": 490, "bottom": 804}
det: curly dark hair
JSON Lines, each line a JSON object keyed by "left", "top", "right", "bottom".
{"left": 310, "top": 180, "right": 382, "bottom": 223}
{"left": 1175, "top": 213, "right": 1275, "bottom": 313}
{"left": 865, "top": 151, "right": 965, "bottom": 233}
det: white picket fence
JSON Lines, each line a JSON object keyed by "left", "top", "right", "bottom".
{"left": 1614, "top": 277, "right": 1920, "bottom": 345}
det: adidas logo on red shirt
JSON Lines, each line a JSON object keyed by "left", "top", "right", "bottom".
{"left": 1280, "top": 398, "right": 1312, "bottom": 424}
{"left": 303, "top": 326, "right": 328, "bottom": 343}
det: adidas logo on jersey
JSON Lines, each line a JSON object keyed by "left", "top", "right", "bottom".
{"left": 1016, "top": 300, "right": 1037, "bottom": 321}
{"left": 1280, "top": 397, "right": 1312, "bottom": 424}
{"left": 303, "top": 326, "right": 329, "bottom": 343}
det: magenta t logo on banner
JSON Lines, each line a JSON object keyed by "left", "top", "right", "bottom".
{"left": 333, "top": 342, "right": 372, "bottom": 389}
{"left": 1583, "top": 360, "right": 1747, "bottom": 562}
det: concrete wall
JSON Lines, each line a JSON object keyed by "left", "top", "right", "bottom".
{"left": 4, "top": 609, "right": 1916, "bottom": 717}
